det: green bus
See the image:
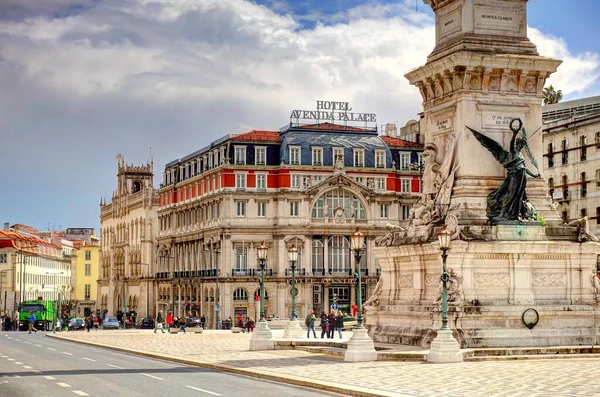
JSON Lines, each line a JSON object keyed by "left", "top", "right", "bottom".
{"left": 18, "top": 300, "right": 55, "bottom": 331}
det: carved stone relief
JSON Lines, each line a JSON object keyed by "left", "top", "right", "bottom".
{"left": 398, "top": 274, "right": 414, "bottom": 288}
{"left": 425, "top": 274, "right": 440, "bottom": 288}
{"left": 474, "top": 273, "right": 510, "bottom": 288}
{"left": 532, "top": 272, "right": 567, "bottom": 288}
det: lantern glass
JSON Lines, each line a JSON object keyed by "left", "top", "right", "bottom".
{"left": 437, "top": 225, "right": 452, "bottom": 249}
{"left": 287, "top": 245, "right": 299, "bottom": 263}
{"left": 257, "top": 242, "right": 269, "bottom": 261}
{"left": 350, "top": 228, "right": 366, "bottom": 252}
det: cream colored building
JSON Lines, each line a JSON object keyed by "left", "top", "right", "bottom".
{"left": 542, "top": 95, "right": 600, "bottom": 234}
{"left": 98, "top": 156, "right": 158, "bottom": 320}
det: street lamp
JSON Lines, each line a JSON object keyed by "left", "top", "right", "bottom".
{"left": 249, "top": 241, "right": 274, "bottom": 350}
{"left": 427, "top": 224, "right": 462, "bottom": 363}
{"left": 344, "top": 227, "right": 378, "bottom": 362}
{"left": 287, "top": 245, "right": 299, "bottom": 319}
{"left": 256, "top": 242, "right": 268, "bottom": 322}
{"left": 350, "top": 227, "right": 366, "bottom": 329}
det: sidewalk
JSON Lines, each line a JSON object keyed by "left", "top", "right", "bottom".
{"left": 48, "top": 329, "right": 600, "bottom": 396}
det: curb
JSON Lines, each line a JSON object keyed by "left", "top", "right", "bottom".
{"left": 46, "top": 334, "right": 404, "bottom": 397}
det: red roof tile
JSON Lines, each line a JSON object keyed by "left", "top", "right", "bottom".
{"left": 381, "top": 136, "right": 423, "bottom": 148}
{"left": 295, "top": 122, "right": 373, "bottom": 133}
{"left": 232, "top": 130, "right": 281, "bottom": 142}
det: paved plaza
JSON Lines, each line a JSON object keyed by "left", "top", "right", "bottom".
{"left": 47, "top": 329, "right": 600, "bottom": 397}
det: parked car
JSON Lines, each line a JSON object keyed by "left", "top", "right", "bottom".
{"left": 342, "top": 316, "right": 358, "bottom": 331}
{"left": 139, "top": 317, "right": 154, "bottom": 329}
{"left": 103, "top": 317, "right": 120, "bottom": 330}
{"left": 68, "top": 317, "right": 85, "bottom": 331}
{"left": 186, "top": 318, "right": 202, "bottom": 327}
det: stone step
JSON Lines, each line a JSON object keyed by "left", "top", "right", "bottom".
{"left": 466, "top": 353, "right": 600, "bottom": 361}
{"left": 472, "top": 346, "right": 600, "bottom": 357}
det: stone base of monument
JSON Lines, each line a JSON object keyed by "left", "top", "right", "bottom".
{"left": 427, "top": 328, "right": 463, "bottom": 363}
{"left": 371, "top": 236, "right": 600, "bottom": 348}
{"left": 282, "top": 319, "right": 304, "bottom": 339}
{"left": 344, "top": 328, "right": 378, "bottom": 362}
{"left": 248, "top": 320, "right": 274, "bottom": 351}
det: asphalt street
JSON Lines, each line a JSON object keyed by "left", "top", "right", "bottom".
{"left": 0, "top": 331, "right": 340, "bottom": 397}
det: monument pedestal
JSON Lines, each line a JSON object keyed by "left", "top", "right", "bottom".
{"left": 428, "top": 329, "right": 463, "bottom": 363}
{"left": 344, "top": 328, "right": 378, "bottom": 362}
{"left": 249, "top": 320, "right": 274, "bottom": 351}
{"left": 282, "top": 319, "right": 304, "bottom": 339}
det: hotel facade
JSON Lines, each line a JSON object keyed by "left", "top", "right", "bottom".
{"left": 156, "top": 119, "right": 423, "bottom": 327}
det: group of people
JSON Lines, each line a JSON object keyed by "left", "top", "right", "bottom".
{"left": 1, "top": 315, "right": 15, "bottom": 331}
{"left": 305, "top": 310, "right": 345, "bottom": 339}
{"left": 154, "top": 311, "right": 207, "bottom": 333}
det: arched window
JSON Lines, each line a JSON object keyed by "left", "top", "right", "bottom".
{"left": 328, "top": 236, "right": 350, "bottom": 274}
{"left": 132, "top": 181, "right": 141, "bottom": 193}
{"left": 312, "top": 240, "right": 323, "bottom": 274}
{"left": 311, "top": 189, "right": 366, "bottom": 219}
{"left": 233, "top": 288, "right": 248, "bottom": 302}
{"left": 254, "top": 289, "right": 269, "bottom": 301}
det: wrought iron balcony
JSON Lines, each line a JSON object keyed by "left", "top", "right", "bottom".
{"left": 231, "top": 268, "right": 273, "bottom": 277}
{"left": 285, "top": 268, "right": 306, "bottom": 276}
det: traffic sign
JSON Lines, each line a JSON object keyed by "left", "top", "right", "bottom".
{"left": 215, "top": 304, "right": 221, "bottom": 311}
{"left": 331, "top": 303, "right": 339, "bottom": 311}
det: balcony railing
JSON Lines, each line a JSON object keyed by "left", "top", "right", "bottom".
{"left": 231, "top": 269, "right": 273, "bottom": 277}
{"left": 155, "top": 272, "right": 171, "bottom": 279}
{"left": 284, "top": 268, "right": 307, "bottom": 276}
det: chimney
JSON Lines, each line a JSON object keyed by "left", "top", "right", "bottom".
{"left": 3, "top": 222, "right": 8, "bottom": 231}
{"left": 385, "top": 123, "right": 397, "bottom": 137}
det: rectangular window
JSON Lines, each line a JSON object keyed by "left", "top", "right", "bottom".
{"left": 292, "top": 174, "right": 301, "bottom": 189}
{"left": 85, "top": 263, "right": 91, "bottom": 276}
{"left": 562, "top": 139, "right": 568, "bottom": 165}
{"left": 235, "top": 147, "right": 246, "bottom": 165}
{"left": 380, "top": 203, "right": 389, "bottom": 219}
{"left": 255, "top": 147, "right": 266, "bottom": 165}
{"left": 235, "top": 247, "right": 247, "bottom": 272}
{"left": 402, "top": 179, "right": 411, "bottom": 193}
{"left": 375, "top": 150, "right": 386, "bottom": 168}
{"left": 236, "top": 201, "right": 246, "bottom": 217}
{"left": 290, "top": 147, "right": 300, "bottom": 165}
{"left": 333, "top": 148, "right": 344, "bottom": 164}
{"left": 236, "top": 174, "right": 246, "bottom": 189}
{"left": 581, "top": 172, "right": 587, "bottom": 198}
{"left": 312, "top": 147, "right": 323, "bottom": 166}
{"left": 85, "top": 250, "right": 91, "bottom": 260}
{"left": 84, "top": 285, "right": 91, "bottom": 300}
{"left": 376, "top": 178, "right": 385, "bottom": 191}
{"left": 353, "top": 149, "right": 364, "bottom": 167}
{"left": 596, "top": 132, "right": 600, "bottom": 150}
{"left": 400, "top": 153, "right": 410, "bottom": 170}
{"left": 0, "top": 253, "right": 7, "bottom": 264}
{"left": 401, "top": 205, "right": 411, "bottom": 220}
{"left": 290, "top": 201, "right": 299, "bottom": 217}
{"left": 596, "top": 169, "right": 600, "bottom": 188}
{"left": 256, "top": 174, "right": 266, "bottom": 190}
{"left": 257, "top": 201, "right": 266, "bottom": 217}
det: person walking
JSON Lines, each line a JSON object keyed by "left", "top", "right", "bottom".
{"left": 327, "top": 310, "right": 336, "bottom": 339}
{"left": 179, "top": 314, "right": 188, "bottom": 334}
{"left": 319, "top": 311, "right": 329, "bottom": 339}
{"left": 166, "top": 311, "right": 173, "bottom": 332}
{"left": 154, "top": 310, "right": 165, "bottom": 333}
{"left": 305, "top": 310, "right": 316, "bottom": 338}
{"left": 28, "top": 311, "right": 37, "bottom": 334}
{"left": 335, "top": 310, "right": 344, "bottom": 339}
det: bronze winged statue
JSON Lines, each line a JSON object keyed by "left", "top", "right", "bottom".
{"left": 466, "top": 118, "right": 541, "bottom": 224}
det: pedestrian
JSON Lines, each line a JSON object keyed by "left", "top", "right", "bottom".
{"left": 335, "top": 310, "right": 344, "bottom": 339}
{"left": 201, "top": 314, "right": 206, "bottom": 329}
{"left": 166, "top": 311, "right": 173, "bottom": 331}
{"left": 237, "top": 313, "right": 242, "bottom": 328}
{"left": 319, "top": 311, "right": 328, "bottom": 339}
{"left": 154, "top": 310, "right": 165, "bottom": 334}
{"left": 305, "top": 310, "right": 316, "bottom": 338}
{"left": 179, "top": 315, "right": 187, "bottom": 334}
{"left": 327, "top": 310, "right": 336, "bottom": 339}
{"left": 246, "top": 317, "right": 255, "bottom": 333}
{"left": 28, "top": 311, "right": 37, "bottom": 334}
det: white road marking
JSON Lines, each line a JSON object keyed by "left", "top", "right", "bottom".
{"left": 140, "top": 373, "right": 163, "bottom": 380}
{"left": 73, "top": 391, "right": 89, "bottom": 396}
{"left": 57, "top": 382, "right": 71, "bottom": 388}
{"left": 82, "top": 357, "right": 96, "bottom": 362}
{"left": 14, "top": 339, "right": 20, "bottom": 341}
{"left": 47, "top": 348, "right": 56, "bottom": 351}
{"left": 35, "top": 344, "right": 41, "bottom": 347}
{"left": 185, "top": 385, "right": 221, "bottom": 395}
{"left": 107, "top": 364, "right": 124, "bottom": 369}
{"left": 44, "top": 376, "right": 56, "bottom": 380}
{"left": 8, "top": 358, "right": 15, "bottom": 361}
{"left": 15, "top": 362, "right": 23, "bottom": 364}
{"left": 24, "top": 341, "right": 31, "bottom": 344}
{"left": 23, "top": 365, "right": 32, "bottom": 369}
{"left": 62, "top": 352, "right": 73, "bottom": 356}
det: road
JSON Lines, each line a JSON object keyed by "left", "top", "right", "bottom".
{"left": 0, "top": 331, "right": 339, "bottom": 396}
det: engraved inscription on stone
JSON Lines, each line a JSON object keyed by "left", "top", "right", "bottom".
{"left": 439, "top": 8, "right": 461, "bottom": 40}
{"left": 482, "top": 113, "right": 520, "bottom": 129}
{"left": 474, "top": 5, "right": 519, "bottom": 33}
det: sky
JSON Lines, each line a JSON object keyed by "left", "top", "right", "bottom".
{"left": 0, "top": 0, "right": 599, "bottom": 233}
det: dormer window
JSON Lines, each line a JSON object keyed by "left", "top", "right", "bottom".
{"left": 255, "top": 147, "right": 266, "bottom": 165}
{"left": 290, "top": 146, "right": 301, "bottom": 165}
{"left": 375, "top": 150, "right": 386, "bottom": 168}
{"left": 353, "top": 149, "right": 365, "bottom": 167}
{"left": 312, "top": 147, "right": 323, "bottom": 166}
{"left": 400, "top": 153, "right": 410, "bottom": 170}
{"left": 235, "top": 146, "right": 246, "bottom": 165}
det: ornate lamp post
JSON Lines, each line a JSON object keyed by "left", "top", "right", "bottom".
{"left": 283, "top": 245, "right": 303, "bottom": 339}
{"left": 344, "top": 228, "right": 377, "bottom": 362}
{"left": 249, "top": 241, "right": 274, "bottom": 350}
{"left": 428, "top": 224, "right": 462, "bottom": 363}
{"left": 350, "top": 228, "right": 366, "bottom": 328}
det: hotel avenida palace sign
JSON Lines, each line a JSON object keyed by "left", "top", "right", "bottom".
{"left": 290, "top": 100, "right": 377, "bottom": 124}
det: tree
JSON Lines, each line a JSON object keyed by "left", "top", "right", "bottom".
{"left": 542, "top": 85, "right": 563, "bottom": 105}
